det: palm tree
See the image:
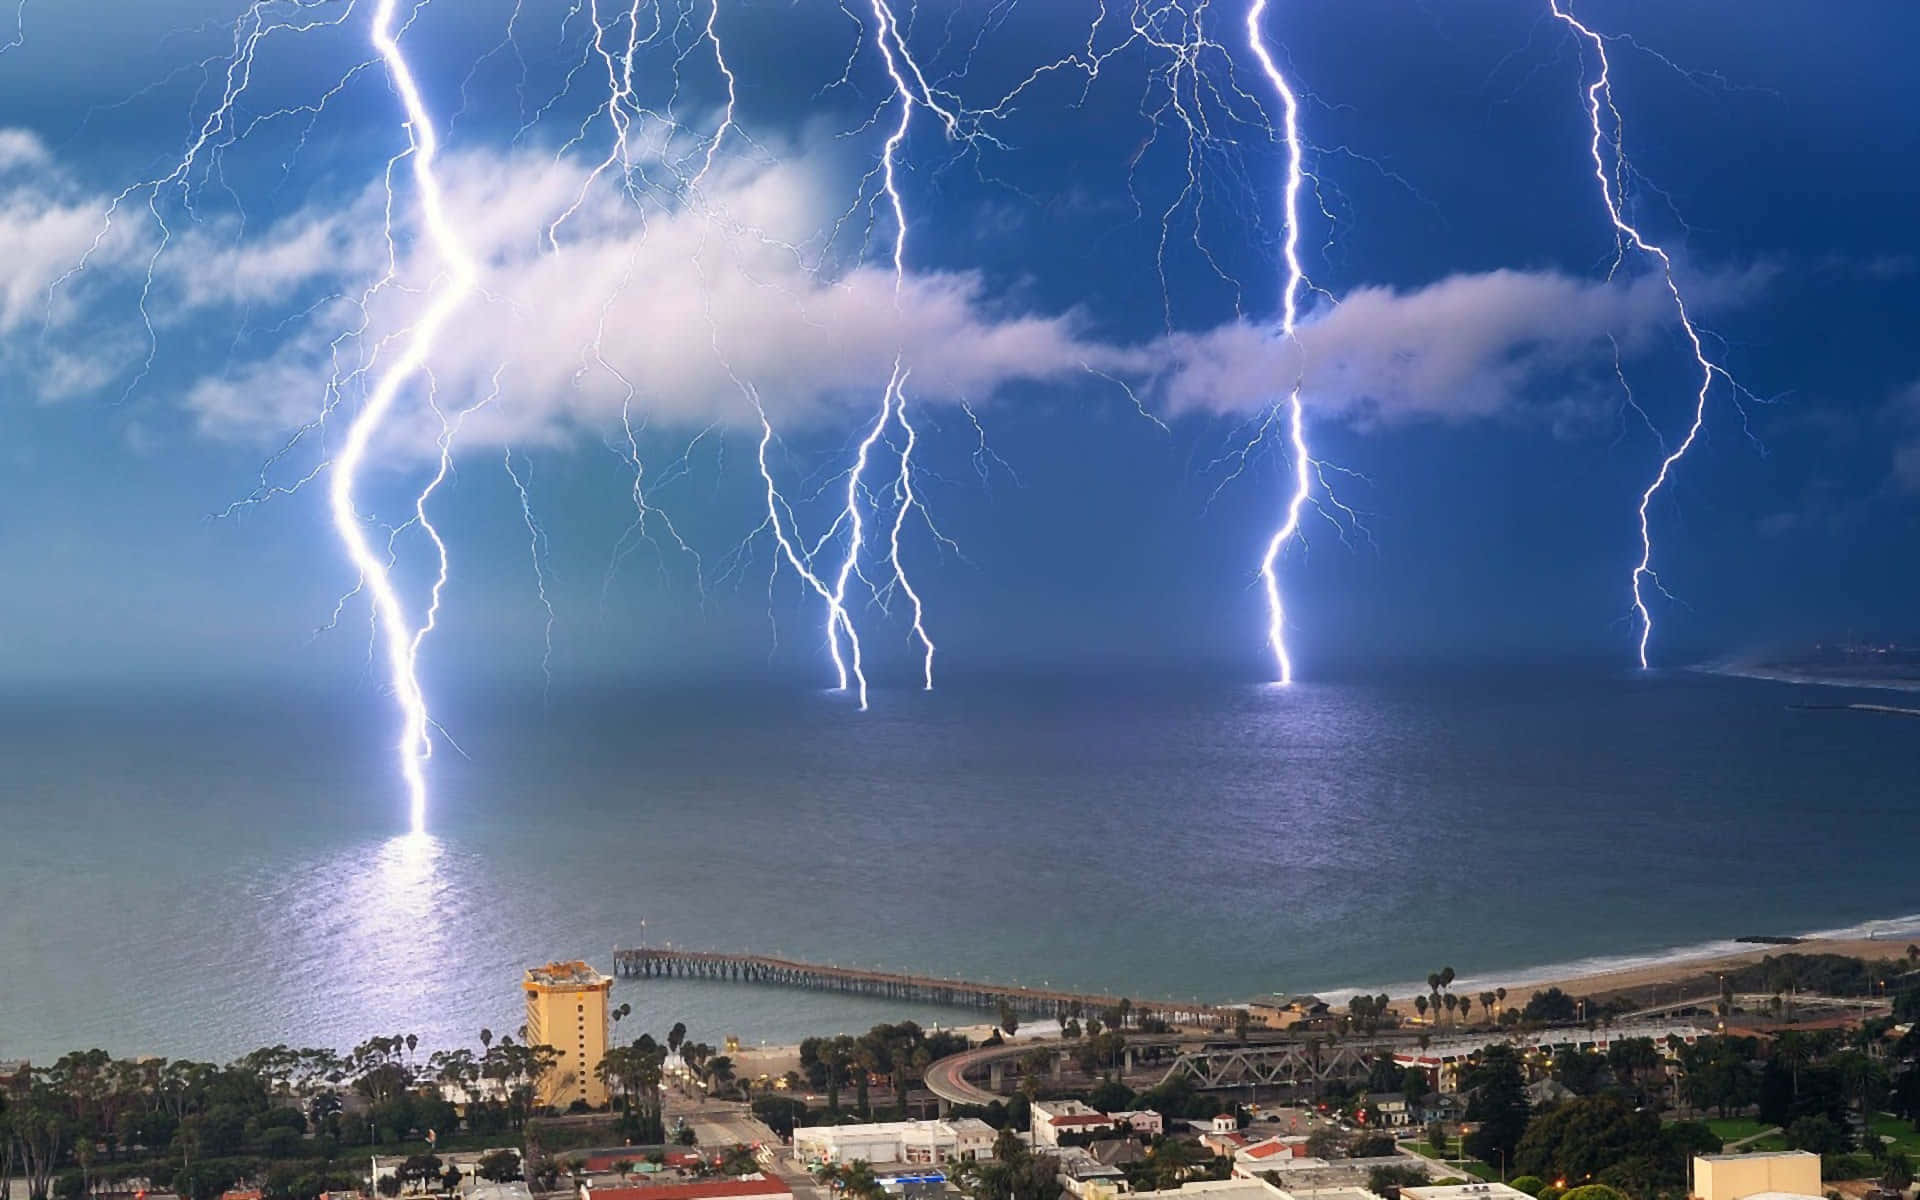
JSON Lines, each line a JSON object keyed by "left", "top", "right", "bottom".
{"left": 834, "top": 1161, "right": 884, "bottom": 1200}
{"left": 1414, "top": 995, "right": 1429, "bottom": 1023}
{"left": 1443, "top": 994, "right": 1458, "bottom": 1026}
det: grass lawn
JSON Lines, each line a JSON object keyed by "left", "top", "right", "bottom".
{"left": 1747, "top": 1135, "right": 1790, "bottom": 1152}
{"left": 1869, "top": 1113, "right": 1920, "bottom": 1154}
{"left": 1705, "top": 1118, "right": 1773, "bottom": 1143}
{"left": 1402, "top": 1142, "right": 1499, "bottom": 1181}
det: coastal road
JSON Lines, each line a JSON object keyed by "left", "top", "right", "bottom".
{"left": 922, "top": 1035, "right": 1202, "bottom": 1105}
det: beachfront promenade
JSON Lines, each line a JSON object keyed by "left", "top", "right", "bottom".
{"left": 611, "top": 946, "right": 1235, "bottom": 1024}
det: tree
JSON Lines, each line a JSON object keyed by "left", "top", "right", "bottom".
{"left": 1368, "top": 1166, "right": 1431, "bottom": 1196}
{"left": 1509, "top": 1178, "right": 1547, "bottom": 1197}
{"left": 1306, "top": 1129, "right": 1345, "bottom": 1160}
{"left": 1559, "top": 1187, "right": 1627, "bottom": 1200}
{"left": 1523, "top": 989, "right": 1579, "bottom": 1025}
{"left": 1463, "top": 1046, "right": 1530, "bottom": 1167}
{"left": 998, "top": 1000, "right": 1020, "bottom": 1039}
{"left": 1146, "top": 1139, "right": 1207, "bottom": 1191}
{"left": 1403, "top": 1065, "right": 1431, "bottom": 1111}
{"left": 1882, "top": 1150, "right": 1913, "bottom": 1191}
{"left": 476, "top": 1150, "right": 522, "bottom": 1182}
{"left": 1515, "top": 1093, "right": 1718, "bottom": 1190}
{"left": 1414, "top": 996, "right": 1429, "bottom": 1023}
{"left": 377, "top": 1178, "right": 402, "bottom": 1199}
{"left": 1088, "top": 1081, "right": 1134, "bottom": 1114}
{"left": 1784, "top": 1115, "right": 1847, "bottom": 1157}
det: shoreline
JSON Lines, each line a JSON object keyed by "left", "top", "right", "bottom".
{"left": 1309, "top": 914, "right": 1920, "bottom": 1019}
{"left": 732, "top": 924, "right": 1920, "bottom": 1073}
{"left": 1692, "top": 662, "right": 1920, "bottom": 695}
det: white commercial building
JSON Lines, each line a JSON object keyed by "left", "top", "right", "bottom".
{"left": 793, "top": 1118, "right": 997, "bottom": 1167}
{"left": 1401, "top": 1184, "right": 1536, "bottom": 1200}
{"left": 1032, "top": 1100, "right": 1121, "bottom": 1148}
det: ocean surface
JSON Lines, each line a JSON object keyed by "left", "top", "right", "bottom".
{"left": 5, "top": 668, "right": 1918, "bottom": 1066}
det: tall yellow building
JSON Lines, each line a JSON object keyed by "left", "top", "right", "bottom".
{"left": 522, "top": 961, "right": 613, "bottom": 1109}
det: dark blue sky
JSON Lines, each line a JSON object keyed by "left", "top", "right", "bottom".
{"left": 0, "top": 0, "right": 1914, "bottom": 691}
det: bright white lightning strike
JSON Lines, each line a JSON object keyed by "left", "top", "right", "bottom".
{"left": 1244, "top": 0, "right": 1313, "bottom": 686}
{"left": 1551, "top": 1, "right": 1729, "bottom": 670}
{"left": 329, "top": 0, "right": 479, "bottom": 836}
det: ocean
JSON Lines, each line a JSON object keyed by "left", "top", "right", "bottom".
{"left": 4, "top": 667, "right": 1917, "bottom": 1065}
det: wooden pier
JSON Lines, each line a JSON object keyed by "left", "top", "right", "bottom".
{"left": 610, "top": 946, "right": 1231, "bottom": 1026}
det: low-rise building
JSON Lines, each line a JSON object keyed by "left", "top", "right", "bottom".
{"left": 1056, "top": 1147, "right": 1132, "bottom": 1199}
{"left": 1692, "top": 1152, "right": 1822, "bottom": 1200}
{"left": 1111, "top": 1111, "right": 1165, "bottom": 1136}
{"left": 1364, "top": 1094, "right": 1412, "bottom": 1128}
{"left": 469, "top": 1184, "right": 533, "bottom": 1200}
{"left": 1199, "top": 1131, "right": 1250, "bottom": 1158}
{"left": 1233, "top": 1138, "right": 1311, "bottom": 1174}
{"left": 372, "top": 1150, "right": 522, "bottom": 1196}
{"left": 793, "top": 1118, "right": 997, "bottom": 1166}
{"left": 1033, "top": 1101, "right": 1122, "bottom": 1148}
{"left": 578, "top": 1180, "right": 791, "bottom": 1200}
{"left": 1120, "top": 1176, "right": 1293, "bottom": 1200}
{"left": 1401, "top": 1183, "right": 1537, "bottom": 1200}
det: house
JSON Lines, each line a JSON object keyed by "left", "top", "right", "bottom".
{"left": 1111, "top": 1111, "right": 1165, "bottom": 1136}
{"left": 1199, "top": 1131, "right": 1249, "bottom": 1157}
{"left": 1524, "top": 1079, "right": 1574, "bottom": 1108}
{"left": 1033, "top": 1101, "right": 1122, "bottom": 1148}
{"left": 1055, "top": 1147, "right": 1132, "bottom": 1199}
{"left": 1365, "top": 1094, "right": 1412, "bottom": 1128}
{"left": 1090, "top": 1141, "right": 1148, "bottom": 1170}
{"left": 1209, "top": 1115, "right": 1240, "bottom": 1135}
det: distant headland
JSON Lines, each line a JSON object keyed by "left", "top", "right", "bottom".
{"left": 1699, "top": 639, "right": 1920, "bottom": 693}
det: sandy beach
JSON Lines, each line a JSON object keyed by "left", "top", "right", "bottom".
{"left": 725, "top": 934, "right": 1912, "bottom": 1072}
{"left": 1383, "top": 934, "right": 1915, "bottom": 1017}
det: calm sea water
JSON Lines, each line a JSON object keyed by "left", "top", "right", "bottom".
{"left": 4, "top": 668, "right": 1917, "bottom": 1065}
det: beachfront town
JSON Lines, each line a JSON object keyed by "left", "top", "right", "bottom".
{"left": 9, "top": 951, "right": 1920, "bottom": 1200}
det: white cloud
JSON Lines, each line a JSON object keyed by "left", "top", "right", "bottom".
{"left": 1133, "top": 267, "right": 1767, "bottom": 427}
{"left": 1, "top": 126, "right": 1772, "bottom": 456}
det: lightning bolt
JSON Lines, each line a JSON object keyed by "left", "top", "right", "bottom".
{"left": 1244, "top": 0, "right": 1313, "bottom": 685}
{"left": 1550, "top": 1, "right": 1732, "bottom": 669}
{"left": 327, "top": 0, "right": 479, "bottom": 836}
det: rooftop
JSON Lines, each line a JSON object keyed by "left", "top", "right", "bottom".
{"left": 1697, "top": 1151, "right": 1820, "bottom": 1164}
{"left": 582, "top": 1181, "right": 790, "bottom": 1200}
{"left": 526, "top": 961, "right": 611, "bottom": 989}
{"left": 1401, "top": 1185, "right": 1536, "bottom": 1200}
{"left": 795, "top": 1119, "right": 994, "bottom": 1139}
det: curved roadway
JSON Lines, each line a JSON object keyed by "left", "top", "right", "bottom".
{"left": 922, "top": 1035, "right": 1204, "bottom": 1106}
